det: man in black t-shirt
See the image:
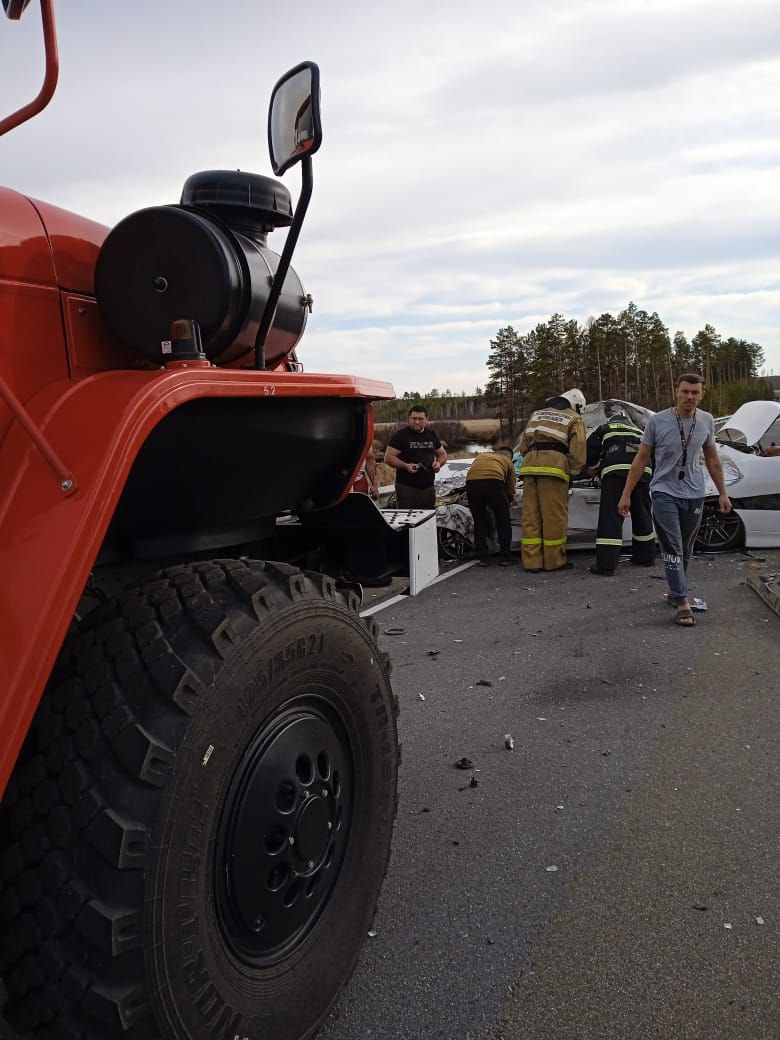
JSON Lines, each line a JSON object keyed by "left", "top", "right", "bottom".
{"left": 385, "top": 405, "right": 447, "bottom": 508}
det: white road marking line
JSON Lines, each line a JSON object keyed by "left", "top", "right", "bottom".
{"left": 360, "top": 560, "right": 477, "bottom": 617}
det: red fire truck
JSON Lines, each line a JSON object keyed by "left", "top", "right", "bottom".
{"left": 0, "top": 3, "right": 400, "bottom": 1037}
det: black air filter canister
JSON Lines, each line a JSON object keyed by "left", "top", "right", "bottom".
{"left": 95, "top": 173, "right": 307, "bottom": 367}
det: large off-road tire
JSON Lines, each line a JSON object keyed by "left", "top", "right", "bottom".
{"left": 0, "top": 560, "right": 398, "bottom": 1040}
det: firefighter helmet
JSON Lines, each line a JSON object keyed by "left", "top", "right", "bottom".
{"left": 561, "top": 388, "right": 586, "bottom": 414}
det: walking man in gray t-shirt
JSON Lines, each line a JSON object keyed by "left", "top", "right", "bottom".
{"left": 617, "top": 374, "right": 732, "bottom": 627}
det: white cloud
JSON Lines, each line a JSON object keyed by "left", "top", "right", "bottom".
{"left": 2, "top": 0, "right": 779, "bottom": 393}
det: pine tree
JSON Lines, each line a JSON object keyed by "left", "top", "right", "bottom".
{"left": 484, "top": 326, "right": 529, "bottom": 442}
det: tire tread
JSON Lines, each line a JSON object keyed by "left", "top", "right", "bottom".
{"left": 1, "top": 559, "right": 394, "bottom": 1039}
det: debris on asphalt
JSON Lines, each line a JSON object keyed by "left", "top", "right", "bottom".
{"left": 475, "top": 679, "right": 493, "bottom": 687}
{"left": 546, "top": 865, "right": 559, "bottom": 872}
{"left": 455, "top": 757, "right": 474, "bottom": 770}
{"left": 453, "top": 638, "right": 464, "bottom": 642}
{"left": 555, "top": 804, "right": 564, "bottom": 811}
{"left": 368, "top": 929, "right": 377, "bottom": 937}
{"left": 418, "top": 693, "right": 426, "bottom": 701}
{"left": 427, "top": 649, "right": 441, "bottom": 657}
{"left": 504, "top": 734, "right": 514, "bottom": 750}
{"left": 498, "top": 675, "right": 506, "bottom": 681}
{"left": 755, "top": 916, "right": 765, "bottom": 926}
{"left": 469, "top": 775, "right": 479, "bottom": 788}
{"left": 384, "top": 627, "right": 406, "bottom": 635}
{"left": 723, "top": 922, "right": 733, "bottom": 930}
{"left": 692, "top": 901, "right": 708, "bottom": 911}
{"left": 690, "top": 597, "right": 708, "bottom": 611}
{"left": 537, "top": 716, "right": 547, "bottom": 721}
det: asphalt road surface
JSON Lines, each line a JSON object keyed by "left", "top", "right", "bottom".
{"left": 320, "top": 549, "right": 778, "bottom": 1040}
{"left": 1, "top": 551, "right": 775, "bottom": 1040}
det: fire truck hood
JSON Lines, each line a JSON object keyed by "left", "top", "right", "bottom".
{"left": 27, "top": 195, "right": 108, "bottom": 295}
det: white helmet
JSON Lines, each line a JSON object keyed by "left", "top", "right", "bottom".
{"left": 561, "top": 388, "right": 586, "bottom": 414}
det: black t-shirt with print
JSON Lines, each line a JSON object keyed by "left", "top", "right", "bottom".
{"left": 389, "top": 425, "right": 442, "bottom": 488}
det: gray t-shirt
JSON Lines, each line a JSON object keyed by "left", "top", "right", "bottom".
{"left": 642, "top": 408, "right": 715, "bottom": 498}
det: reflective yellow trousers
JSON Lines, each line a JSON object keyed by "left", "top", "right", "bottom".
{"left": 521, "top": 476, "right": 569, "bottom": 570}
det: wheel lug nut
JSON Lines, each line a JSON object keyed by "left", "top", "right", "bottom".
{"left": 321, "top": 788, "right": 328, "bottom": 797}
{"left": 327, "top": 821, "right": 332, "bottom": 830}
{"left": 303, "top": 790, "right": 310, "bottom": 799}
{"left": 288, "top": 836, "right": 295, "bottom": 846}
{"left": 307, "top": 859, "right": 314, "bottom": 869}
{"left": 252, "top": 915, "right": 265, "bottom": 932}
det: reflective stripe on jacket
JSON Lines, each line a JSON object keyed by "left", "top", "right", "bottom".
{"left": 518, "top": 406, "right": 587, "bottom": 482}
{"left": 589, "top": 420, "right": 652, "bottom": 480}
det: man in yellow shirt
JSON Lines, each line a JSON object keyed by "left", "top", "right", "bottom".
{"left": 465, "top": 446, "right": 517, "bottom": 566}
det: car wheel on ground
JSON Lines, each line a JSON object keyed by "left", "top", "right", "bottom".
{"left": 437, "top": 526, "right": 474, "bottom": 562}
{"left": 695, "top": 501, "right": 745, "bottom": 552}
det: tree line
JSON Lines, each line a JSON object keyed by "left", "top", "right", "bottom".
{"left": 374, "top": 392, "right": 493, "bottom": 423}
{"left": 483, "top": 303, "right": 773, "bottom": 440}
{"left": 373, "top": 303, "right": 773, "bottom": 439}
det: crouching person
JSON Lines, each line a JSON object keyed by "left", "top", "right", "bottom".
{"left": 466, "top": 446, "right": 516, "bottom": 566}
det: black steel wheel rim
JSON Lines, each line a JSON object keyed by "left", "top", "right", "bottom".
{"left": 696, "top": 505, "right": 742, "bottom": 549}
{"left": 215, "top": 698, "right": 354, "bottom": 965}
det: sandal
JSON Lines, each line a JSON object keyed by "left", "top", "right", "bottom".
{"left": 673, "top": 608, "right": 695, "bottom": 627}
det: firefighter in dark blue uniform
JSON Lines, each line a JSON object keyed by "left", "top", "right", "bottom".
{"left": 586, "top": 411, "right": 655, "bottom": 575}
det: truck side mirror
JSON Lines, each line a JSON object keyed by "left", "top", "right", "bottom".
{"left": 3, "top": 0, "right": 33, "bottom": 19}
{"left": 268, "top": 61, "right": 322, "bottom": 177}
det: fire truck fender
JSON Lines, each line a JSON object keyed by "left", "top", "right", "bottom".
{"left": 0, "top": 366, "right": 390, "bottom": 796}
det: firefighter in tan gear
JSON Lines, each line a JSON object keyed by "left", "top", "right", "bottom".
{"left": 518, "top": 389, "right": 587, "bottom": 571}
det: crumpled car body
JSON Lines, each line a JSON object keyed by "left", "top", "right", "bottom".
{"left": 698, "top": 399, "right": 780, "bottom": 549}
{"left": 434, "top": 399, "right": 780, "bottom": 554}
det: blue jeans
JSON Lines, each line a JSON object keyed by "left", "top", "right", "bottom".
{"left": 651, "top": 493, "right": 704, "bottom": 605}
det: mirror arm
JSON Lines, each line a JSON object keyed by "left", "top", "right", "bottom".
{"left": 0, "top": 0, "right": 59, "bottom": 139}
{"left": 254, "top": 156, "right": 313, "bottom": 369}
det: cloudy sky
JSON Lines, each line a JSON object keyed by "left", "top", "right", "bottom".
{"left": 3, "top": 0, "right": 779, "bottom": 395}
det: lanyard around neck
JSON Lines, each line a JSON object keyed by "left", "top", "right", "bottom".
{"left": 674, "top": 407, "right": 697, "bottom": 464}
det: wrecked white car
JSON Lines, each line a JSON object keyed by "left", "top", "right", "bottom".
{"left": 434, "top": 398, "right": 780, "bottom": 558}
{"left": 697, "top": 399, "right": 780, "bottom": 549}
